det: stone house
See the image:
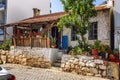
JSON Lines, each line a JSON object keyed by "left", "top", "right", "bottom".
{"left": 2, "top": 2, "right": 113, "bottom": 49}
{"left": 0, "top": 0, "right": 115, "bottom": 67}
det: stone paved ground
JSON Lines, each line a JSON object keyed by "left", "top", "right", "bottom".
{"left": 0, "top": 64, "right": 109, "bottom": 80}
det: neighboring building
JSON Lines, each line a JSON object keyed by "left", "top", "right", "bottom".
{"left": 0, "top": 0, "right": 51, "bottom": 41}
{"left": 114, "top": 0, "right": 120, "bottom": 49}
{"left": 0, "top": 0, "right": 6, "bottom": 41}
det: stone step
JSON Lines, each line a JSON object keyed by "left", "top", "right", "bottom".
{"left": 55, "top": 60, "right": 61, "bottom": 63}
{"left": 55, "top": 58, "right": 61, "bottom": 63}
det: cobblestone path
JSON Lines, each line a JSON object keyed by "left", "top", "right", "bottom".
{"left": 1, "top": 64, "right": 109, "bottom": 80}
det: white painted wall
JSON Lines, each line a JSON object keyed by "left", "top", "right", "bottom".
{"left": 10, "top": 47, "right": 58, "bottom": 64}
{"left": 114, "top": 0, "right": 120, "bottom": 28}
{"left": 0, "top": 11, "right": 4, "bottom": 41}
{"left": 114, "top": 0, "right": 120, "bottom": 48}
{"left": 6, "top": 0, "right": 51, "bottom": 38}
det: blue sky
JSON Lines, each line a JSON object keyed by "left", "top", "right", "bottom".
{"left": 51, "top": 0, "right": 105, "bottom": 13}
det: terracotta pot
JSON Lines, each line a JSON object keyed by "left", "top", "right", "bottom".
{"left": 92, "top": 49, "right": 98, "bottom": 55}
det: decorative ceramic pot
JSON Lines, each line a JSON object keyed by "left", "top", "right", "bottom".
{"left": 92, "top": 49, "right": 98, "bottom": 55}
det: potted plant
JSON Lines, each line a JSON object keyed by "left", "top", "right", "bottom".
{"left": 91, "top": 40, "right": 101, "bottom": 56}
{"left": 51, "top": 37, "right": 56, "bottom": 48}
{"left": 99, "top": 44, "right": 109, "bottom": 59}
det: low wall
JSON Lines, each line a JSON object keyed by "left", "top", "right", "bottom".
{"left": 61, "top": 55, "right": 119, "bottom": 79}
{"left": 10, "top": 46, "right": 58, "bottom": 63}
{"left": 0, "top": 46, "right": 58, "bottom": 68}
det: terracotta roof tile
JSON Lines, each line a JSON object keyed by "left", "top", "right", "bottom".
{"left": 22, "top": 12, "right": 68, "bottom": 23}
{"left": 5, "top": 12, "right": 68, "bottom": 27}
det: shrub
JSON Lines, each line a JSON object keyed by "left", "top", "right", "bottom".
{"left": 0, "top": 39, "right": 12, "bottom": 50}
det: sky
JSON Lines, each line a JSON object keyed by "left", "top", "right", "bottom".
{"left": 51, "top": 0, "right": 106, "bottom": 13}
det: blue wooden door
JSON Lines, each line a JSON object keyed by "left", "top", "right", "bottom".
{"left": 62, "top": 36, "right": 68, "bottom": 49}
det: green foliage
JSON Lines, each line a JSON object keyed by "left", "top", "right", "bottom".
{"left": 92, "top": 40, "right": 111, "bottom": 53}
{"left": 51, "top": 37, "right": 56, "bottom": 44}
{"left": 92, "top": 40, "right": 101, "bottom": 49}
{"left": 69, "top": 46, "right": 82, "bottom": 56}
{"left": 73, "top": 46, "right": 82, "bottom": 55}
{"left": 92, "top": 40, "right": 102, "bottom": 53}
{"left": 68, "top": 40, "right": 91, "bottom": 56}
{"left": 0, "top": 39, "right": 12, "bottom": 50}
{"left": 104, "top": 45, "right": 111, "bottom": 53}
{"left": 57, "top": 0, "right": 97, "bottom": 45}
{"left": 78, "top": 40, "right": 91, "bottom": 52}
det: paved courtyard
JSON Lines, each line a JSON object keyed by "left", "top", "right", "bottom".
{"left": 1, "top": 64, "right": 108, "bottom": 80}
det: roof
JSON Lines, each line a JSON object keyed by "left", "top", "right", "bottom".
{"left": 95, "top": 5, "right": 110, "bottom": 11}
{"left": 5, "top": 12, "right": 68, "bottom": 27}
{"left": 4, "top": 5, "right": 110, "bottom": 27}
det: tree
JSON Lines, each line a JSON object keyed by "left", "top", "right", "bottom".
{"left": 57, "top": 0, "right": 97, "bottom": 45}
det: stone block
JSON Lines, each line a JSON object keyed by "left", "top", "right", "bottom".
{"left": 79, "top": 62, "right": 85, "bottom": 67}
{"left": 90, "top": 68, "right": 98, "bottom": 74}
{"left": 102, "top": 71, "right": 107, "bottom": 77}
{"left": 86, "top": 73, "right": 94, "bottom": 76}
{"left": 107, "top": 62, "right": 119, "bottom": 80}
{"left": 99, "top": 65, "right": 107, "bottom": 70}
{"left": 61, "top": 63, "right": 65, "bottom": 68}
{"left": 95, "top": 74, "right": 102, "bottom": 77}
{"left": 1, "top": 55, "right": 7, "bottom": 63}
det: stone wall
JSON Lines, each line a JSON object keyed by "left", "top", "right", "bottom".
{"left": 0, "top": 46, "right": 59, "bottom": 68}
{"left": 61, "top": 55, "right": 119, "bottom": 79}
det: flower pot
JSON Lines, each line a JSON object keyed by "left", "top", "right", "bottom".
{"left": 92, "top": 49, "right": 98, "bottom": 55}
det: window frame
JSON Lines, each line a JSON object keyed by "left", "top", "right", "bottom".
{"left": 88, "top": 22, "right": 98, "bottom": 40}
{"left": 71, "top": 26, "right": 78, "bottom": 41}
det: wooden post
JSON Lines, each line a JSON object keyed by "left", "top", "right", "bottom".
{"left": 13, "top": 37, "right": 16, "bottom": 47}
{"left": 13, "top": 26, "right": 17, "bottom": 46}
{"left": 30, "top": 26, "right": 32, "bottom": 48}
{"left": 47, "top": 38, "right": 50, "bottom": 48}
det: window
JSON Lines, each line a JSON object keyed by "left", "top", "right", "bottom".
{"left": 71, "top": 26, "right": 77, "bottom": 41}
{"left": 0, "top": 27, "right": 4, "bottom": 35}
{"left": 88, "top": 22, "right": 98, "bottom": 40}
